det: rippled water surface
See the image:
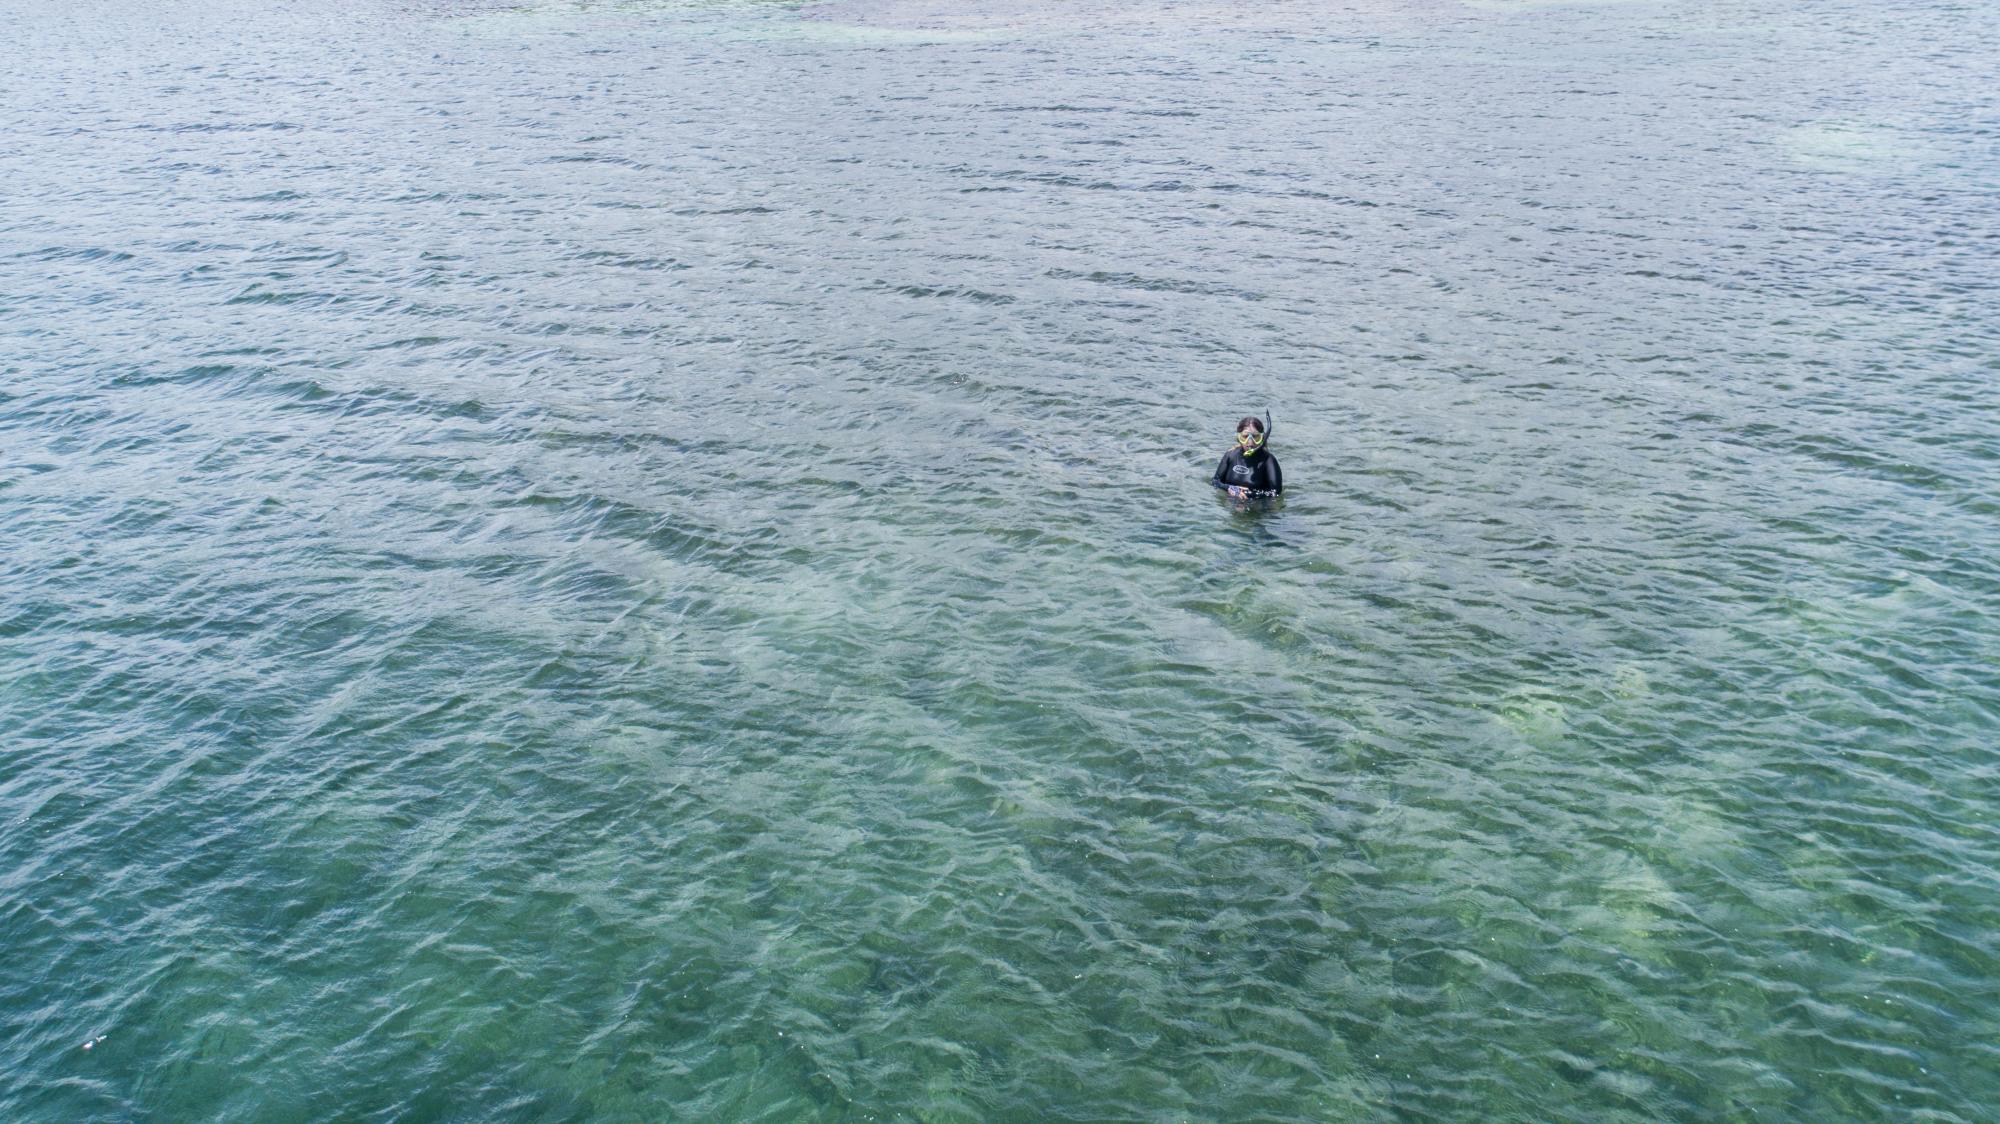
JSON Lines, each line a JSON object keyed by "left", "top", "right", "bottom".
{"left": 5, "top": 0, "right": 1999, "bottom": 1119}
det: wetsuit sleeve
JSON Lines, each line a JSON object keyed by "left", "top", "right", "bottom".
{"left": 1211, "top": 452, "right": 1232, "bottom": 489}
{"left": 1269, "top": 455, "right": 1282, "bottom": 495}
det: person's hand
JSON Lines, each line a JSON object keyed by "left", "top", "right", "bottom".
{"left": 1227, "top": 485, "right": 1248, "bottom": 499}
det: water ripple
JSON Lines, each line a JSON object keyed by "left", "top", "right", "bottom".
{"left": 5, "top": 0, "right": 2000, "bottom": 1120}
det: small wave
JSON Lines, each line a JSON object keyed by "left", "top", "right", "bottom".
{"left": 21, "top": 246, "right": 135, "bottom": 263}
{"left": 864, "top": 280, "right": 1017, "bottom": 305}
{"left": 541, "top": 152, "right": 648, "bottom": 168}
{"left": 1043, "top": 267, "right": 1264, "bottom": 301}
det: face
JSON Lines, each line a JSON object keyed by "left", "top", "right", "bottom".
{"left": 1236, "top": 427, "right": 1263, "bottom": 451}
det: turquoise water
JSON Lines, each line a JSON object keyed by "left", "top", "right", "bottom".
{"left": 4, "top": 0, "right": 1998, "bottom": 1118}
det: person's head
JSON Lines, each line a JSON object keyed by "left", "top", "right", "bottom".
{"left": 1234, "top": 416, "right": 1266, "bottom": 452}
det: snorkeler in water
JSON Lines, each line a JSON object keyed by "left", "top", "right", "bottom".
{"left": 1211, "top": 413, "right": 1282, "bottom": 498}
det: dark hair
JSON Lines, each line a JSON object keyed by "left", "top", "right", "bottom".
{"left": 1235, "top": 416, "right": 1265, "bottom": 435}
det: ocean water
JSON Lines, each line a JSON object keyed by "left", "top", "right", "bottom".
{"left": 3, "top": 0, "right": 1997, "bottom": 1119}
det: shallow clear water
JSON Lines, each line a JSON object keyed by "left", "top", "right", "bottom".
{"left": 4, "top": 0, "right": 1998, "bottom": 1119}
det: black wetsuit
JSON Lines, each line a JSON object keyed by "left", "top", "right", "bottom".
{"left": 1211, "top": 448, "right": 1282, "bottom": 495}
